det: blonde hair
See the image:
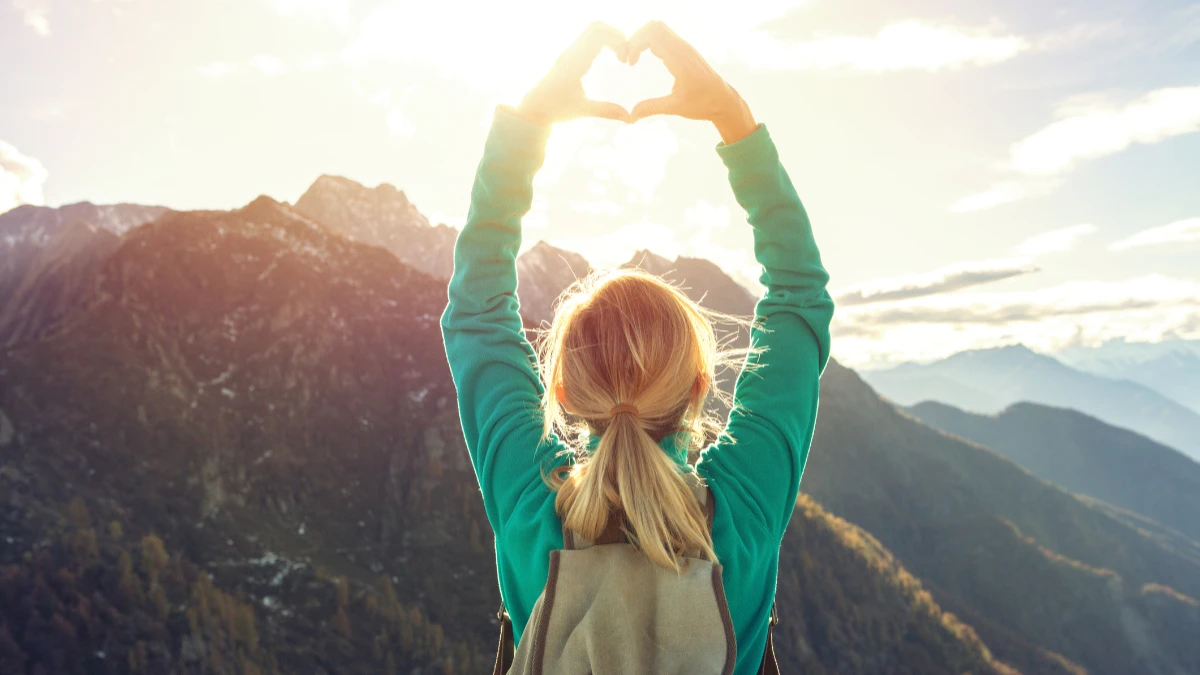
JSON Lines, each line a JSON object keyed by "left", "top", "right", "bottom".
{"left": 536, "top": 267, "right": 758, "bottom": 571}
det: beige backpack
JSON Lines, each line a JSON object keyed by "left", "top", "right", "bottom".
{"left": 491, "top": 470, "right": 780, "bottom": 675}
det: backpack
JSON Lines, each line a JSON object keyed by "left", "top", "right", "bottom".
{"left": 490, "top": 470, "right": 781, "bottom": 675}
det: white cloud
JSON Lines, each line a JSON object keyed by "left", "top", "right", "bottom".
{"left": 834, "top": 257, "right": 1038, "bottom": 306}
{"left": 1009, "top": 87, "right": 1200, "bottom": 176}
{"left": 1015, "top": 223, "right": 1097, "bottom": 255}
{"left": 12, "top": 0, "right": 49, "bottom": 35}
{"left": 737, "top": 21, "right": 1029, "bottom": 72}
{"left": 956, "top": 86, "right": 1200, "bottom": 211}
{"left": 0, "top": 140, "right": 48, "bottom": 214}
{"left": 949, "top": 179, "right": 1060, "bottom": 212}
{"left": 1110, "top": 217, "right": 1200, "bottom": 251}
{"left": 833, "top": 275, "right": 1200, "bottom": 368}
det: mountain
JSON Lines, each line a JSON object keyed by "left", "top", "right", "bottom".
{"left": 515, "top": 240, "right": 592, "bottom": 325}
{"left": 0, "top": 220, "right": 119, "bottom": 346}
{"left": 861, "top": 344, "right": 1200, "bottom": 461}
{"left": 803, "top": 361, "right": 1200, "bottom": 675}
{"left": 0, "top": 196, "right": 1012, "bottom": 674}
{"left": 1054, "top": 339, "right": 1200, "bottom": 415}
{"left": 905, "top": 401, "right": 1200, "bottom": 544}
{"left": 292, "top": 174, "right": 459, "bottom": 281}
{"left": 624, "top": 248, "right": 759, "bottom": 317}
{"left": 0, "top": 201, "right": 165, "bottom": 310}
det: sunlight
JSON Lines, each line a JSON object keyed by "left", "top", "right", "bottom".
{"left": 344, "top": 0, "right": 802, "bottom": 101}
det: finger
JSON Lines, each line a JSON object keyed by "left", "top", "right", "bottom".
{"left": 559, "top": 21, "right": 627, "bottom": 76}
{"left": 627, "top": 20, "right": 683, "bottom": 72}
{"left": 629, "top": 95, "right": 681, "bottom": 122}
{"left": 580, "top": 100, "right": 632, "bottom": 123}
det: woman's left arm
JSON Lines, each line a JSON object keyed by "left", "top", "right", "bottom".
{"left": 440, "top": 22, "right": 631, "bottom": 536}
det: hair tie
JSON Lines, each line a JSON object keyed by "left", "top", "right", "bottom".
{"left": 608, "top": 402, "right": 641, "bottom": 419}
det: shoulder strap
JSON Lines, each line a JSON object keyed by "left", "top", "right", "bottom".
{"left": 759, "top": 600, "right": 780, "bottom": 675}
{"left": 493, "top": 603, "right": 513, "bottom": 675}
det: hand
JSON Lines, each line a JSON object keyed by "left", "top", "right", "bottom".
{"left": 515, "top": 21, "right": 633, "bottom": 127}
{"left": 627, "top": 20, "right": 759, "bottom": 144}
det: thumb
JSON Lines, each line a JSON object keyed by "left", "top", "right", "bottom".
{"left": 580, "top": 99, "right": 632, "bottom": 123}
{"left": 630, "top": 95, "right": 680, "bottom": 122}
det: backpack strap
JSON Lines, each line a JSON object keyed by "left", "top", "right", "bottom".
{"left": 493, "top": 603, "right": 513, "bottom": 675}
{"left": 759, "top": 600, "right": 780, "bottom": 675}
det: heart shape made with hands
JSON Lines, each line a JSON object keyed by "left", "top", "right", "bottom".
{"left": 581, "top": 47, "right": 675, "bottom": 119}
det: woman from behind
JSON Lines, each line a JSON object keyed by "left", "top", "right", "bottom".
{"left": 439, "top": 19, "right": 834, "bottom": 675}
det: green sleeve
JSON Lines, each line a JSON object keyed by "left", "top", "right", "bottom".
{"left": 439, "top": 104, "right": 569, "bottom": 537}
{"left": 696, "top": 123, "right": 835, "bottom": 542}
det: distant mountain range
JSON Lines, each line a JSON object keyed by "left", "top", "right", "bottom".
{"left": 2, "top": 181, "right": 1199, "bottom": 674}
{"left": 0, "top": 201, "right": 165, "bottom": 343}
{"left": 906, "top": 400, "right": 1200, "bottom": 544}
{"left": 861, "top": 344, "right": 1200, "bottom": 462}
{"left": 1053, "top": 339, "right": 1200, "bottom": 415}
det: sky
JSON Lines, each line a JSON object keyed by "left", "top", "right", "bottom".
{"left": 2, "top": 0, "right": 1199, "bottom": 369}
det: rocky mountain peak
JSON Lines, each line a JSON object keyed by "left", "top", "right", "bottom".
{"left": 293, "top": 174, "right": 454, "bottom": 280}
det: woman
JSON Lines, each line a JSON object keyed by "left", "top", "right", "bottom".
{"left": 440, "top": 20, "right": 834, "bottom": 675}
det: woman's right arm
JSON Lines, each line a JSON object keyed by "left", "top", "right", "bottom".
{"left": 627, "top": 21, "right": 835, "bottom": 542}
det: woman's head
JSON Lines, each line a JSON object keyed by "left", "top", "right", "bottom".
{"left": 536, "top": 267, "right": 751, "bottom": 570}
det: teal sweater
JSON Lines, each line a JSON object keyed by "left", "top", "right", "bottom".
{"left": 440, "top": 105, "right": 834, "bottom": 675}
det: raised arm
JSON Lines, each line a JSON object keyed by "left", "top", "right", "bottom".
{"left": 627, "top": 21, "right": 835, "bottom": 542}
{"left": 701, "top": 123, "right": 834, "bottom": 541}
{"left": 439, "top": 23, "right": 632, "bottom": 535}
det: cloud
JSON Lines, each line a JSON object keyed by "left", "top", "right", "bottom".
{"left": 950, "top": 179, "right": 1060, "bottom": 212}
{"left": 832, "top": 275, "right": 1200, "bottom": 368}
{"left": 1015, "top": 223, "right": 1097, "bottom": 255}
{"left": 737, "top": 21, "right": 1029, "bottom": 72}
{"left": 0, "top": 140, "right": 48, "bottom": 214}
{"left": 955, "top": 86, "right": 1200, "bottom": 211}
{"left": 1110, "top": 217, "right": 1200, "bottom": 251}
{"left": 833, "top": 258, "right": 1039, "bottom": 307}
{"left": 1009, "top": 87, "right": 1200, "bottom": 176}
{"left": 12, "top": 0, "right": 49, "bottom": 35}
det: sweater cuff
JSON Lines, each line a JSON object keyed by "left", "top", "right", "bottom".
{"left": 714, "top": 122, "right": 776, "bottom": 171}
{"left": 490, "top": 104, "right": 553, "bottom": 154}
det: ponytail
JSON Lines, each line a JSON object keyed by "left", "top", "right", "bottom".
{"left": 551, "top": 409, "right": 717, "bottom": 570}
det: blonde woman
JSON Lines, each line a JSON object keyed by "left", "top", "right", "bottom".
{"left": 440, "top": 20, "right": 834, "bottom": 675}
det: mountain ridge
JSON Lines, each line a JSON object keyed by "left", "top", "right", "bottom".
{"left": 862, "top": 344, "right": 1200, "bottom": 461}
